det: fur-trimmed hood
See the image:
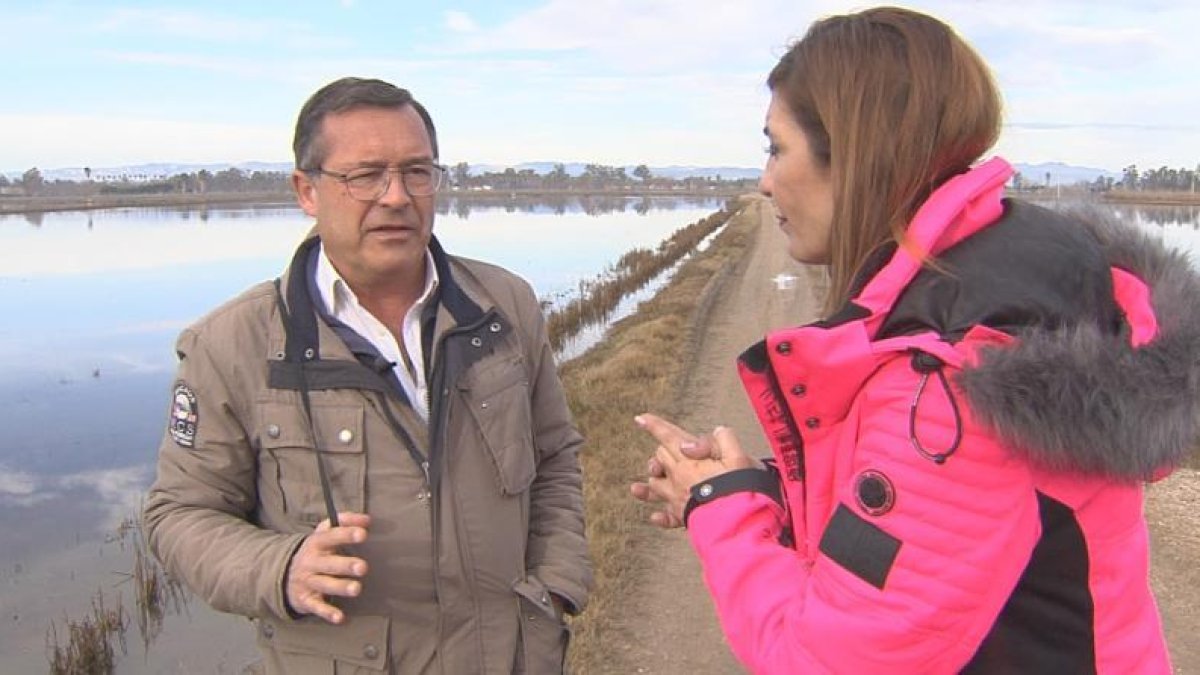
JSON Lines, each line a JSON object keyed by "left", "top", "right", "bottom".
{"left": 943, "top": 203, "right": 1200, "bottom": 480}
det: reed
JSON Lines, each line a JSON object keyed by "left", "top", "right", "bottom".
{"left": 46, "top": 591, "right": 127, "bottom": 675}
{"left": 122, "top": 518, "right": 188, "bottom": 653}
{"left": 546, "top": 204, "right": 735, "bottom": 352}
{"left": 44, "top": 515, "right": 190, "bottom": 672}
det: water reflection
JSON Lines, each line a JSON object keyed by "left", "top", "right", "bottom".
{"left": 435, "top": 193, "right": 726, "bottom": 218}
{"left": 1106, "top": 203, "right": 1200, "bottom": 227}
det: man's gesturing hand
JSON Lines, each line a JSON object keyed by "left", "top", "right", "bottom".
{"left": 285, "top": 511, "right": 370, "bottom": 624}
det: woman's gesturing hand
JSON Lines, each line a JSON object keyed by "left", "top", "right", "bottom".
{"left": 629, "top": 413, "right": 759, "bottom": 528}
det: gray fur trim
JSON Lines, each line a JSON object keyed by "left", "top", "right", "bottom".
{"left": 957, "top": 208, "right": 1200, "bottom": 480}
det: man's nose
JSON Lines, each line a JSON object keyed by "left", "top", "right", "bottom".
{"left": 377, "top": 170, "right": 412, "bottom": 207}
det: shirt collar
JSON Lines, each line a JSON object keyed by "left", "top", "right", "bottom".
{"left": 315, "top": 242, "right": 440, "bottom": 318}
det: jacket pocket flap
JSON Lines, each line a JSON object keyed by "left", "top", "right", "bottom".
{"left": 512, "top": 577, "right": 558, "bottom": 620}
{"left": 257, "top": 614, "right": 389, "bottom": 668}
{"left": 258, "top": 402, "right": 364, "bottom": 454}
{"left": 461, "top": 357, "right": 536, "bottom": 495}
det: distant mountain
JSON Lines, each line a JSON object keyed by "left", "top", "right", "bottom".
{"left": 1011, "top": 162, "right": 1119, "bottom": 187}
{"left": 26, "top": 161, "right": 293, "bottom": 182}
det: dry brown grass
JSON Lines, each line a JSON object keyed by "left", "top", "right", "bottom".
{"left": 44, "top": 516, "right": 190, "bottom": 672}
{"left": 562, "top": 197, "right": 758, "bottom": 672}
{"left": 116, "top": 517, "right": 189, "bottom": 653}
{"left": 546, "top": 208, "right": 733, "bottom": 353}
{"left": 46, "top": 592, "right": 127, "bottom": 675}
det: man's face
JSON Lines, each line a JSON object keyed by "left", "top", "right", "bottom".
{"left": 293, "top": 105, "right": 436, "bottom": 294}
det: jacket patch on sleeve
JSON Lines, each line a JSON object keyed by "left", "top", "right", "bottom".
{"left": 818, "top": 503, "right": 901, "bottom": 589}
{"left": 168, "top": 382, "right": 199, "bottom": 448}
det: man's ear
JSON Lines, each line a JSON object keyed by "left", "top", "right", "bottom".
{"left": 292, "top": 170, "right": 319, "bottom": 217}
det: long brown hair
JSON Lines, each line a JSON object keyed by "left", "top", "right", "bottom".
{"left": 768, "top": 6, "right": 1002, "bottom": 314}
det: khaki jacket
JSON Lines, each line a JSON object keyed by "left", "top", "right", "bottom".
{"left": 144, "top": 235, "right": 591, "bottom": 674}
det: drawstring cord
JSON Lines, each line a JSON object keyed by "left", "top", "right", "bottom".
{"left": 908, "top": 350, "right": 963, "bottom": 465}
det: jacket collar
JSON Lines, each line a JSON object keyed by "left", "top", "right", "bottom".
{"left": 278, "top": 233, "right": 487, "bottom": 366}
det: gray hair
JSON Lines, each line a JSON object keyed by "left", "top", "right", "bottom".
{"left": 292, "top": 77, "right": 439, "bottom": 170}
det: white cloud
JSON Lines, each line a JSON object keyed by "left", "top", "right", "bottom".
{"left": 7, "top": 0, "right": 1199, "bottom": 172}
{"left": 444, "top": 0, "right": 823, "bottom": 72}
{"left": 0, "top": 113, "right": 290, "bottom": 169}
{"left": 446, "top": 10, "right": 478, "bottom": 33}
{"left": 59, "top": 465, "right": 154, "bottom": 530}
{"left": 91, "top": 7, "right": 351, "bottom": 49}
{"left": 96, "top": 8, "right": 281, "bottom": 41}
{"left": 0, "top": 465, "right": 36, "bottom": 497}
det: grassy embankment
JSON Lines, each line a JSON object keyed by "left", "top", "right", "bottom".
{"left": 546, "top": 207, "right": 733, "bottom": 354}
{"left": 560, "top": 197, "right": 759, "bottom": 671}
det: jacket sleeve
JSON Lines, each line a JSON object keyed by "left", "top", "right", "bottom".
{"left": 516, "top": 286, "right": 593, "bottom": 614}
{"left": 143, "top": 328, "right": 305, "bottom": 620}
{"left": 686, "top": 351, "right": 1041, "bottom": 673}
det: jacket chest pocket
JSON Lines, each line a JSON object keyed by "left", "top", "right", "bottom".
{"left": 460, "top": 354, "right": 536, "bottom": 496}
{"left": 257, "top": 401, "right": 366, "bottom": 527}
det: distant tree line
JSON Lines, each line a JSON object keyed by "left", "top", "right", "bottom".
{"left": 0, "top": 167, "right": 291, "bottom": 197}
{"left": 8, "top": 160, "right": 1200, "bottom": 200}
{"left": 447, "top": 162, "right": 755, "bottom": 193}
{"left": 0, "top": 162, "right": 755, "bottom": 199}
{"left": 1112, "top": 164, "right": 1200, "bottom": 193}
{"left": 1007, "top": 163, "right": 1200, "bottom": 194}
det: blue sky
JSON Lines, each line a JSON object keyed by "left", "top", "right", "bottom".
{"left": 3, "top": 0, "right": 1198, "bottom": 173}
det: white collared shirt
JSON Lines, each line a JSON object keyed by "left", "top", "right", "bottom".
{"left": 315, "top": 243, "right": 440, "bottom": 421}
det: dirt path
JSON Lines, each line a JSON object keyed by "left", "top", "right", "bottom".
{"left": 610, "top": 198, "right": 1198, "bottom": 673}
{"left": 604, "top": 200, "right": 825, "bottom": 673}
{"left": 1148, "top": 470, "right": 1200, "bottom": 673}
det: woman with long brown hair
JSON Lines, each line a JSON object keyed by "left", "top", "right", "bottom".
{"left": 632, "top": 6, "right": 1197, "bottom": 673}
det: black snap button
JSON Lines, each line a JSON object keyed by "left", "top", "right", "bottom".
{"left": 805, "top": 417, "right": 819, "bottom": 429}
{"left": 791, "top": 384, "right": 807, "bottom": 396}
{"left": 775, "top": 341, "right": 792, "bottom": 355}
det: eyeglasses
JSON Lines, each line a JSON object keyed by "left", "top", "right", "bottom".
{"left": 307, "top": 162, "right": 447, "bottom": 201}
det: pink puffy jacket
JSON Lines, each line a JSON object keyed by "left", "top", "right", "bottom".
{"left": 685, "top": 158, "right": 1199, "bottom": 673}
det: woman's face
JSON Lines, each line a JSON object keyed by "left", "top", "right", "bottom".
{"left": 758, "top": 94, "right": 834, "bottom": 264}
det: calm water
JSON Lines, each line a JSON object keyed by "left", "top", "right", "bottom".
{"left": 0, "top": 197, "right": 1196, "bottom": 671}
{"left": 0, "top": 195, "right": 726, "bottom": 671}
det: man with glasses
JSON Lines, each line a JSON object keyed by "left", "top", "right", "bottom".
{"left": 144, "top": 77, "right": 591, "bottom": 674}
